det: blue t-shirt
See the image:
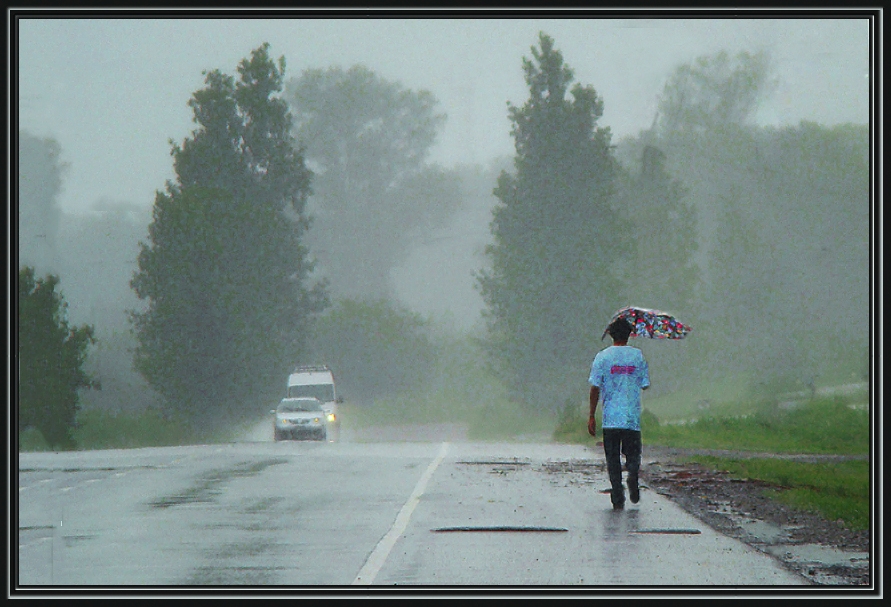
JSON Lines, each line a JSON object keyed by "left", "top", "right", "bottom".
{"left": 588, "top": 345, "right": 650, "bottom": 431}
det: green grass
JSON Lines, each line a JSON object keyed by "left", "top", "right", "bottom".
{"left": 681, "top": 456, "right": 871, "bottom": 531}
{"left": 18, "top": 428, "right": 53, "bottom": 452}
{"left": 645, "top": 397, "right": 869, "bottom": 455}
{"left": 72, "top": 408, "right": 205, "bottom": 449}
{"left": 21, "top": 408, "right": 273, "bottom": 452}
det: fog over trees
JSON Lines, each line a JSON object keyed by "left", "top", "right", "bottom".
{"left": 615, "top": 50, "right": 869, "bottom": 399}
{"left": 285, "top": 64, "right": 464, "bottom": 301}
{"left": 18, "top": 131, "right": 65, "bottom": 275}
{"left": 16, "top": 32, "right": 871, "bottom": 436}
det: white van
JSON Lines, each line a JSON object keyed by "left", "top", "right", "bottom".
{"left": 285, "top": 365, "right": 341, "bottom": 436}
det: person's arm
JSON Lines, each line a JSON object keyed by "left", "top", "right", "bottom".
{"left": 588, "top": 385, "right": 600, "bottom": 436}
{"left": 640, "top": 354, "right": 650, "bottom": 390}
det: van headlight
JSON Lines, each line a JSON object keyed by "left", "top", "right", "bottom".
{"left": 327, "top": 413, "right": 336, "bottom": 422}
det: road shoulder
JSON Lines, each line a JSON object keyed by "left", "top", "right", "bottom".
{"left": 641, "top": 446, "right": 871, "bottom": 587}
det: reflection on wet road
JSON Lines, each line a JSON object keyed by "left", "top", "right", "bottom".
{"left": 17, "top": 440, "right": 809, "bottom": 588}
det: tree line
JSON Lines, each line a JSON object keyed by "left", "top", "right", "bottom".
{"left": 17, "top": 34, "right": 870, "bottom": 448}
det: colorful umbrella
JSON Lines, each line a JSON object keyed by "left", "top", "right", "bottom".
{"left": 602, "top": 306, "right": 691, "bottom": 340}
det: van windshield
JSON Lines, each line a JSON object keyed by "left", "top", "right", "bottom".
{"left": 287, "top": 384, "right": 335, "bottom": 402}
{"left": 279, "top": 400, "right": 322, "bottom": 413}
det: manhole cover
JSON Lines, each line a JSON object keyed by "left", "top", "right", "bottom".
{"left": 432, "top": 526, "right": 568, "bottom": 533}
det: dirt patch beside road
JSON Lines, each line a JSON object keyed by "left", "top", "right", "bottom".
{"left": 641, "top": 447, "right": 871, "bottom": 587}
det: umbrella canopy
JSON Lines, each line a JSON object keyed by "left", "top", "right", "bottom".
{"left": 602, "top": 306, "right": 691, "bottom": 340}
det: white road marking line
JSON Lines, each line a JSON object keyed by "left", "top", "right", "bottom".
{"left": 352, "top": 442, "right": 449, "bottom": 586}
{"left": 19, "top": 536, "right": 53, "bottom": 549}
{"left": 20, "top": 477, "right": 53, "bottom": 491}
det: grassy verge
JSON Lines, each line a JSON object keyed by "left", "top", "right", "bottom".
{"left": 19, "top": 408, "right": 225, "bottom": 451}
{"left": 640, "top": 373, "right": 754, "bottom": 422}
{"left": 555, "top": 395, "right": 869, "bottom": 454}
{"left": 72, "top": 408, "right": 208, "bottom": 449}
{"left": 554, "top": 391, "right": 871, "bottom": 531}
{"left": 681, "top": 456, "right": 870, "bottom": 531}
{"left": 644, "top": 397, "right": 870, "bottom": 455}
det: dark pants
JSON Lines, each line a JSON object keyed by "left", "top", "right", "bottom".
{"left": 602, "top": 428, "right": 642, "bottom": 506}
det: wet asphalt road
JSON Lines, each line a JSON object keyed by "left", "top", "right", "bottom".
{"left": 16, "top": 438, "right": 809, "bottom": 591}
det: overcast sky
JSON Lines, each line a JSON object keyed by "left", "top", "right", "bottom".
{"left": 15, "top": 12, "right": 872, "bottom": 216}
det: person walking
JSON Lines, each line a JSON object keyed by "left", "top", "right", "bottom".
{"left": 588, "top": 318, "right": 650, "bottom": 510}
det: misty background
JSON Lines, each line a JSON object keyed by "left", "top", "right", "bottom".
{"left": 14, "top": 15, "right": 872, "bottom": 423}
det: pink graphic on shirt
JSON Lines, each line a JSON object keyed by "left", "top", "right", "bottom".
{"left": 610, "top": 365, "right": 636, "bottom": 375}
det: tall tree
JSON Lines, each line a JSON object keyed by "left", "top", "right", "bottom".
{"left": 18, "top": 267, "right": 98, "bottom": 449}
{"left": 285, "top": 65, "right": 461, "bottom": 299}
{"left": 476, "top": 32, "right": 630, "bottom": 410}
{"left": 130, "top": 44, "right": 327, "bottom": 428}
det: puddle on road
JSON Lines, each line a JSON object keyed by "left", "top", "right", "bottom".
{"left": 764, "top": 543, "right": 871, "bottom": 568}
{"left": 713, "top": 501, "right": 791, "bottom": 544}
{"left": 738, "top": 519, "right": 791, "bottom": 543}
{"left": 710, "top": 500, "right": 869, "bottom": 584}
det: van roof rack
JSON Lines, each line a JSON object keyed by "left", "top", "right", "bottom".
{"left": 292, "top": 364, "right": 332, "bottom": 373}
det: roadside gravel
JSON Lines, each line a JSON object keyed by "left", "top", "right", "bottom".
{"left": 641, "top": 446, "right": 872, "bottom": 587}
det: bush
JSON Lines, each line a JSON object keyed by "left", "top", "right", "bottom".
{"left": 310, "top": 298, "right": 437, "bottom": 404}
{"left": 18, "top": 266, "right": 98, "bottom": 450}
{"left": 19, "top": 428, "right": 51, "bottom": 451}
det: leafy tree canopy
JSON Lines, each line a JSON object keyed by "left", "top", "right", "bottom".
{"left": 654, "top": 50, "right": 777, "bottom": 136}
